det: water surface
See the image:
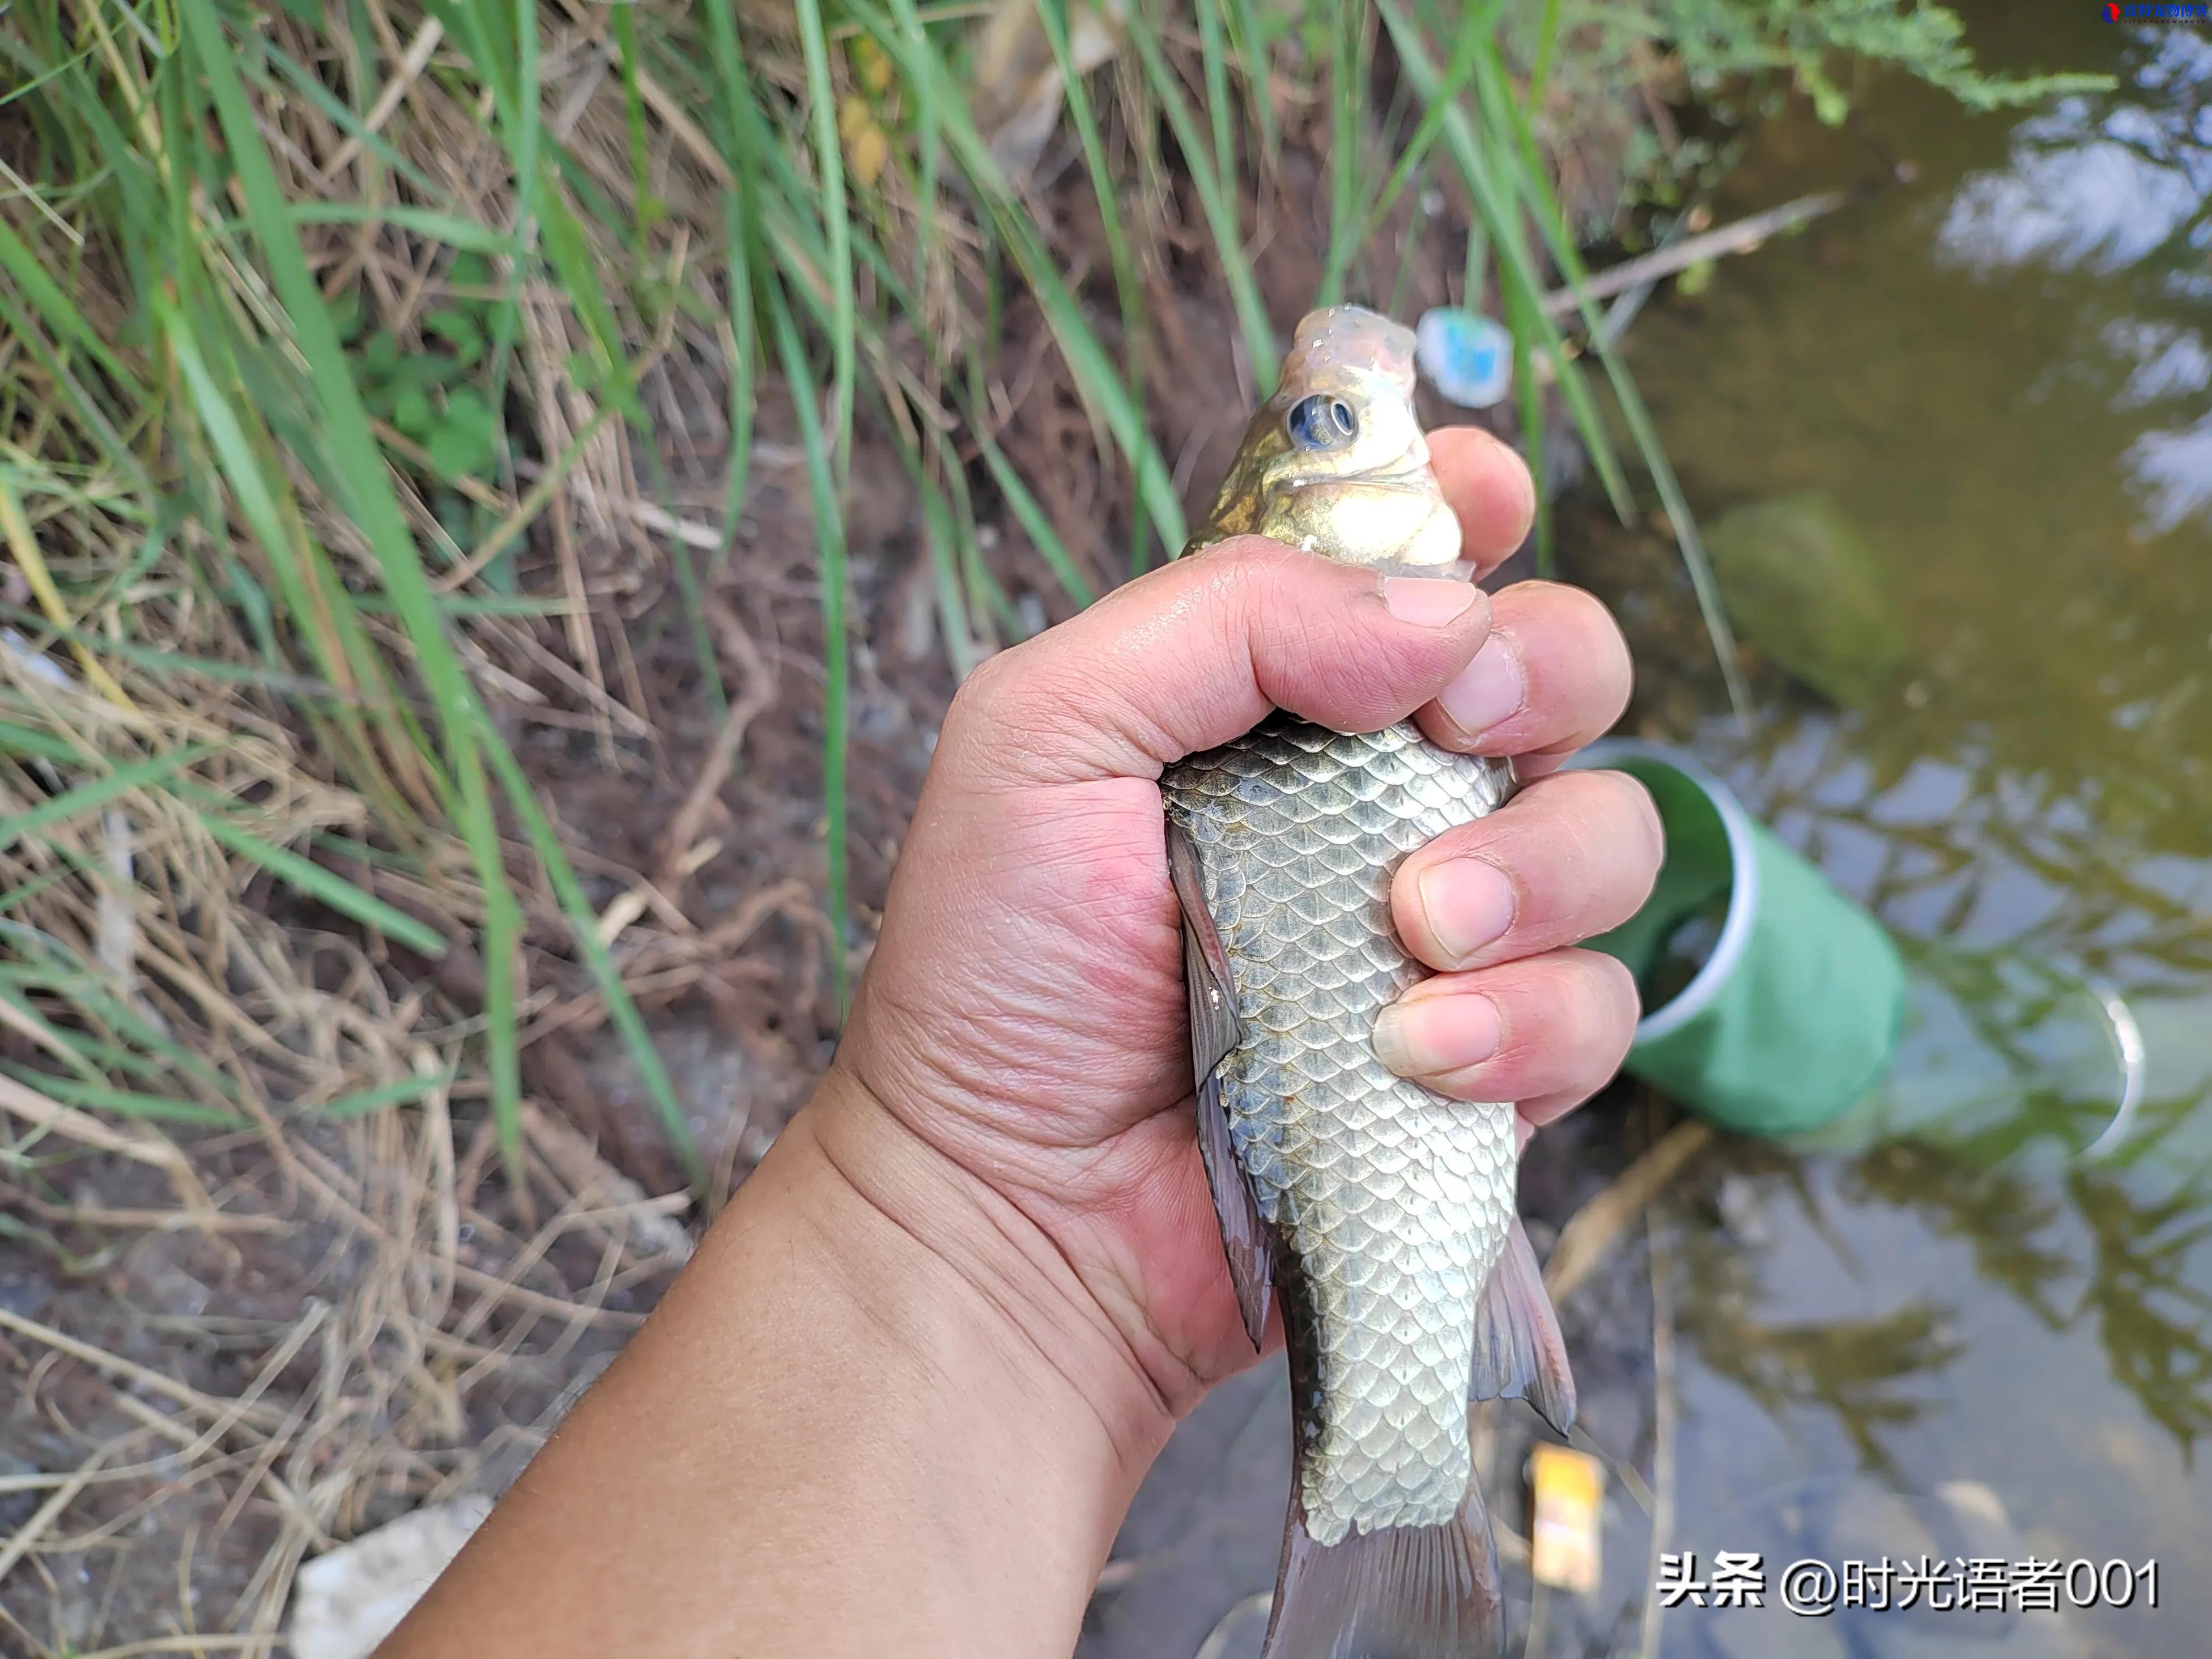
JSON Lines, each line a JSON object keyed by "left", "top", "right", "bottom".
{"left": 1606, "top": 9, "right": 2212, "bottom": 1655}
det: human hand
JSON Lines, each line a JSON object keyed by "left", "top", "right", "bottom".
{"left": 386, "top": 436, "right": 1660, "bottom": 1659}
{"left": 813, "top": 430, "right": 1658, "bottom": 1454}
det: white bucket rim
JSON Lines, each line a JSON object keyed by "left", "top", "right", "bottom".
{"left": 1568, "top": 738, "right": 1762, "bottom": 1045}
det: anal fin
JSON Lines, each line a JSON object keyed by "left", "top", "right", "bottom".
{"left": 1263, "top": 1474, "right": 1504, "bottom": 1659}
{"left": 1165, "top": 817, "right": 1271, "bottom": 1351}
{"left": 1470, "top": 1218, "right": 1577, "bottom": 1436}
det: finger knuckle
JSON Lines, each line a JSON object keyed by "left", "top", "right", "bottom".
{"left": 1577, "top": 951, "right": 1643, "bottom": 1059}
{"left": 1504, "top": 952, "right": 1630, "bottom": 1061}
{"left": 1549, "top": 578, "right": 1625, "bottom": 639}
{"left": 942, "top": 641, "right": 1099, "bottom": 771}
{"left": 1528, "top": 581, "right": 1632, "bottom": 681}
{"left": 949, "top": 644, "right": 1024, "bottom": 723}
{"left": 1597, "top": 771, "right": 1667, "bottom": 873}
{"left": 1202, "top": 535, "right": 1308, "bottom": 596}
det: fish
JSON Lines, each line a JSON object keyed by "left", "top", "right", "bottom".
{"left": 1160, "top": 305, "right": 1576, "bottom": 1658}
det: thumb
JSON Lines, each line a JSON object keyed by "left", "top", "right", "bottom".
{"left": 934, "top": 539, "right": 1492, "bottom": 789}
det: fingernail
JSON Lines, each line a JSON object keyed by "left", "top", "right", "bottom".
{"left": 1415, "top": 858, "right": 1516, "bottom": 963}
{"left": 1437, "top": 636, "right": 1524, "bottom": 741}
{"left": 1382, "top": 576, "right": 1481, "bottom": 628}
{"left": 1374, "top": 994, "right": 1503, "bottom": 1078}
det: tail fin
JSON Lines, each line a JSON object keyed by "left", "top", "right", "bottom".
{"left": 1261, "top": 1479, "right": 1504, "bottom": 1659}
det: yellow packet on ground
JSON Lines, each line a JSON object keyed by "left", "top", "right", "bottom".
{"left": 1529, "top": 1442, "right": 1604, "bottom": 1594}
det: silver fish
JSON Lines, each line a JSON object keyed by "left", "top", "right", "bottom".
{"left": 1162, "top": 307, "right": 1576, "bottom": 1658}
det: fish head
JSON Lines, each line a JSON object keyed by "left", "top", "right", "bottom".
{"left": 1192, "top": 306, "right": 1462, "bottom": 573}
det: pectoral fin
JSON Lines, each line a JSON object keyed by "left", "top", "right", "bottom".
{"left": 1469, "top": 1218, "right": 1577, "bottom": 1436}
{"left": 1166, "top": 818, "right": 1271, "bottom": 1351}
{"left": 1165, "top": 819, "right": 1243, "bottom": 1080}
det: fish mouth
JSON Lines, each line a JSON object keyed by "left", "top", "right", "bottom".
{"left": 1278, "top": 471, "right": 1436, "bottom": 500}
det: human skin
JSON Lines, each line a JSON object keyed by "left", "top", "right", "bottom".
{"left": 382, "top": 430, "right": 1659, "bottom": 1658}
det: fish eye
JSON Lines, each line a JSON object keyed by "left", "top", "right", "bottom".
{"left": 1287, "top": 394, "right": 1358, "bottom": 450}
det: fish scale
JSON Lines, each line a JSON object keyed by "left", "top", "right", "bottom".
{"left": 1163, "top": 304, "right": 1575, "bottom": 1656}
{"left": 1163, "top": 711, "right": 1517, "bottom": 1548}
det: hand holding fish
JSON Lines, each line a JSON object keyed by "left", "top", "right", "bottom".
{"left": 388, "top": 322, "right": 1660, "bottom": 1659}
{"left": 833, "top": 432, "right": 1657, "bottom": 1411}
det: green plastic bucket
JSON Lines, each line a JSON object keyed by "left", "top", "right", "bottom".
{"left": 1575, "top": 741, "right": 1909, "bottom": 1138}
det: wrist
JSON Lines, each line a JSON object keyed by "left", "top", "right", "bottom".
{"left": 388, "top": 1066, "right": 1176, "bottom": 1659}
{"left": 798, "top": 1063, "right": 1181, "bottom": 1482}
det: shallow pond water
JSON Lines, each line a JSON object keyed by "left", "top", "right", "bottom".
{"left": 1085, "top": 9, "right": 2212, "bottom": 1658}
{"left": 1605, "top": 7, "right": 2212, "bottom": 1657}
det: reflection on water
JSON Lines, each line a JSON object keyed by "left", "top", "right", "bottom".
{"left": 1567, "top": 5, "right": 2212, "bottom": 1653}
{"left": 1934, "top": 25, "right": 2212, "bottom": 535}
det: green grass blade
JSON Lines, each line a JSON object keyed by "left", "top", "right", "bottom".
{"left": 1220, "top": 0, "right": 1280, "bottom": 165}
{"left": 793, "top": 0, "right": 855, "bottom": 490}
{"left": 315, "top": 1069, "right": 458, "bottom": 1119}
{"left": 887, "top": 426, "right": 980, "bottom": 676}
{"left": 1378, "top": 0, "right": 1636, "bottom": 518}
{"left": 269, "top": 205, "right": 520, "bottom": 252}
{"left": 1195, "top": 0, "right": 1236, "bottom": 192}
{"left": 176, "top": 0, "right": 543, "bottom": 1175}
{"left": 765, "top": 278, "right": 850, "bottom": 1015}
{"left": 0, "top": 286, "right": 146, "bottom": 495}
{"left": 0, "top": 982, "right": 106, "bottom": 1083}
{"left": 244, "top": 35, "right": 444, "bottom": 196}
{"left": 1347, "top": 1, "right": 1496, "bottom": 273}
{"left": 0, "top": 924, "right": 242, "bottom": 1098}
{"left": 0, "top": 748, "right": 201, "bottom": 853}
{"left": 1528, "top": 0, "right": 1566, "bottom": 110}
{"left": 718, "top": 212, "right": 760, "bottom": 571}
{"left": 0, "top": 216, "right": 146, "bottom": 404}
{"left": 969, "top": 415, "right": 1098, "bottom": 608}
{"left": 1318, "top": 0, "right": 1363, "bottom": 308}
{"left": 1034, "top": 0, "right": 1156, "bottom": 579}
{"left": 476, "top": 718, "right": 705, "bottom": 1192}
{"left": 190, "top": 806, "right": 450, "bottom": 958}
{"left": 1127, "top": 8, "right": 1275, "bottom": 396}
{"left": 1471, "top": 48, "right": 1753, "bottom": 721}
{"left": 537, "top": 179, "right": 645, "bottom": 424}
{"left": 2, "top": 1067, "right": 247, "bottom": 1127}
{"left": 446, "top": 724, "right": 522, "bottom": 1182}
{"left": 845, "top": 0, "right": 1186, "bottom": 554}
{"left": 0, "top": 720, "right": 82, "bottom": 765}
{"left": 886, "top": 0, "right": 942, "bottom": 290}
{"left": 172, "top": 0, "right": 465, "bottom": 753}
{"left": 610, "top": 0, "right": 657, "bottom": 254}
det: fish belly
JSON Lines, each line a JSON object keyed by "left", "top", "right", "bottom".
{"left": 1164, "top": 713, "right": 1517, "bottom": 1547}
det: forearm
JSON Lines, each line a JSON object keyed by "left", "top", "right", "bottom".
{"left": 383, "top": 1070, "right": 1173, "bottom": 1658}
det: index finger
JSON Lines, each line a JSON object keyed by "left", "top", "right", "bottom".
{"left": 1429, "top": 427, "right": 1537, "bottom": 576}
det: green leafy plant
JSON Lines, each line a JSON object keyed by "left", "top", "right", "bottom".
{"left": 1650, "top": 0, "right": 2112, "bottom": 124}
{"left": 335, "top": 257, "right": 505, "bottom": 558}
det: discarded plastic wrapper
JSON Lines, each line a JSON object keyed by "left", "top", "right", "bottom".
{"left": 1415, "top": 307, "right": 1514, "bottom": 409}
{"left": 1528, "top": 1441, "right": 1604, "bottom": 1594}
